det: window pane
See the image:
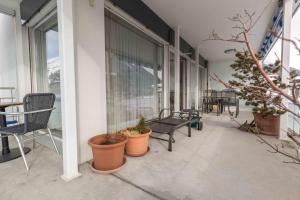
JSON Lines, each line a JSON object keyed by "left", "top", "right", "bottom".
{"left": 105, "top": 11, "right": 164, "bottom": 132}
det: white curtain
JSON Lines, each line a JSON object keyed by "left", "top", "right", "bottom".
{"left": 105, "top": 12, "right": 164, "bottom": 132}
{"left": 34, "top": 29, "right": 48, "bottom": 92}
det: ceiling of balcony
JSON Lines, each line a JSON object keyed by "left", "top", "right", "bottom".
{"left": 0, "top": 0, "right": 19, "bottom": 14}
{"left": 142, "top": 0, "right": 278, "bottom": 61}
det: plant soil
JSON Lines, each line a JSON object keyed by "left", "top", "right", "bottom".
{"left": 99, "top": 135, "right": 121, "bottom": 145}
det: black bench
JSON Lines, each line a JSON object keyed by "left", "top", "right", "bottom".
{"left": 147, "top": 108, "right": 203, "bottom": 151}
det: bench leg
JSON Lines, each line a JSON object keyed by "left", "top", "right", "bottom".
{"left": 168, "top": 131, "right": 174, "bottom": 152}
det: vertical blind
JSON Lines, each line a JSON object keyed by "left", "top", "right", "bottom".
{"left": 105, "top": 11, "right": 164, "bottom": 132}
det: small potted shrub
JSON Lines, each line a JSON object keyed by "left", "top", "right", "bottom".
{"left": 122, "top": 117, "right": 152, "bottom": 156}
{"left": 228, "top": 52, "right": 286, "bottom": 136}
{"left": 88, "top": 132, "right": 127, "bottom": 173}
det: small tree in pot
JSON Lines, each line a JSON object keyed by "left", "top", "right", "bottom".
{"left": 228, "top": 51, "right": 287, "bottom": 135}
{"left": 122, "top": 117, "right": 152, "bottom": 156}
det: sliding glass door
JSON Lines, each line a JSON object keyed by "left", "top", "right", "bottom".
{"left": 169, "top": 52, "right": 175, "bottom": 110}
{"left": 31, "top": 15, "right": 62, "bottom": 136}
{"left": 198, "top": 67, "right": 207, "bottom": 110}
{"left": 180, "top": 57, "right": 187, "bottom": 110}
{"left": 189, "top": 62, "right": 197, "bottom": 109}
{"left": 105, "top": 11, "right": 164, "bottom": 132}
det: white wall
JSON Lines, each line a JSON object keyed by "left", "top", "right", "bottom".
{"left": 208, "top": 59, "right": 234, "bottom": 90}
{"left": 74, "top": 0, "right": 107, "bottom": 163}
{"left": 209, "top": 59, "right": 249, "bottom": 109}
{"left": 0, "top": 13, "right": 17, "bottom": 95}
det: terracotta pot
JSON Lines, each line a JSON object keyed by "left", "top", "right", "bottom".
{"left": 88, "top": 134, "right": 127, "bottom": 171}
{"left": 253, "top": 113, "right": 280, "bottom": 136}
{"left": 125, "top": 128, "right": 151, "bottom": 157}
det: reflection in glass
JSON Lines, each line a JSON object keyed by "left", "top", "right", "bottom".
{"left": 169, "top": 52, "right": 175, "bottom": 110}
{"left": 105, "top": 11, "right": 164, "bottom": 132}
{"left": 190, "top": 63, "right": 197, "bottom": 109}
{"left": 35, "top": 19, "right": 62, "bottom": 133}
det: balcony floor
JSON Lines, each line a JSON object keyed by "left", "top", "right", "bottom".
{"left": 1, "top": 111, "right": 300, "bottom": 200}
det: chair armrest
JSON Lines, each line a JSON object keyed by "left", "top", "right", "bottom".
{"left": 159, "top": 108, "right": 172, "bottom": 119}
{"left": 0, "top": 107, "right": 56, "bottom": 116}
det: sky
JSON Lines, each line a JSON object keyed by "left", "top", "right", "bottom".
{"left": 264, "top": 7, "right": 300, "bottom": 71}
{"left": 46, "top": 29, "right": 59, "bottom": 60}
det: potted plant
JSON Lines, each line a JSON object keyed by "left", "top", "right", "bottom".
{"left": 122, "top": 117, "right": 152, "bottom": 156}
{"left": 88, "top": 132, "right": 127, "bottom": 173}
{"left": 228, "top": 51, "right": 286, "bottom": 136}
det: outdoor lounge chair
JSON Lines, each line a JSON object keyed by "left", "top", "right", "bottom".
{"left": 147, "top": 108, "right": 196, "bottom": 151}
{"left": 0, "top": 93, "right": 59, "bottom": 171}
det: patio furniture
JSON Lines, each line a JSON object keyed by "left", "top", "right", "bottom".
{"left": 180, "top": 109, "right": 203, "bottom": 130}
{"left": 0, "top": 93, "right": 59, "bottom": 170}
{"left": 220, "top": 89, "right": 239, "bottom": 117}
{"left": 147, "top": 108, "right": 192, "bottom": 151}
{"left": 202, "top": 90, "right": 222, "bottom": 115}
{"left": 0, "top": 87, "right": 19, "bottom": 126}
{"left": 0, "top": 102, "right": 28, "bottom": 163}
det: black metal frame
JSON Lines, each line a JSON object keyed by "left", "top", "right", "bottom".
{"left": 220, "top": 89, "right": 239, "bottom": 118}
{"left": 147, "top": 108, "right": 202, "bottom": 151}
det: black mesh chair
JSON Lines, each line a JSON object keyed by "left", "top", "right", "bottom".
{"left": 221, "top": 89, "right": 239, "bottom": 117}
{"left": 0, "top": 93, "right": 59, "bottom": 171}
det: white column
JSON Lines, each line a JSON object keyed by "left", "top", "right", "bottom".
{"left": 163, "top": 45, "right": 170, "bottom": 109}
{"left": 195, "top": 47, "right": 200, "bottom": 109}
{"left": 57, "top": 0, "right": 81, "bottom": 181}
{"left": 75, "top": 0, "right": 107, "bottom": 164}
{"left": 280, "top": 0, "right": 293, "bottom": 140}
{"left": 174, "top": 26, "right": 180, "bottom": 111}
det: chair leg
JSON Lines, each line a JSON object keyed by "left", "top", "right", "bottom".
{"left": 47, "top": 128, "right": 60, "bottom": 155}
{"left": 236, "top": 103, "right": 239, "bottom": 118}
{"left": 13, "top": 134, "right": 29, "bottom": 171}
{"left": 32, "top": 131, "right": 36, "bottom": 149}
{"left": 20, "top": 135, "right": 25, "bottom": 147}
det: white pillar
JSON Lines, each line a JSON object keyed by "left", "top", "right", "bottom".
{"left": 163, "top": 45, "right": 170, "bottom": 109}
{"left": 75, "top": 0, "right": 107, "bottom": 164}
{"left": 174, "top": 26, "right": 180, "bottom": 111}
{"left": 195, "top": 47, "right": 200, "bottom": 109}
{"left": 280, "top": 0, "right": 293, "bottom": 140}
{"left": 57, "top": 0, "right": 81, "bottom": 181}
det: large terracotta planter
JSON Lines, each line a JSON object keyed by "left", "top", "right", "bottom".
{"left": 88, "top": 134, "right": 127, "bottom": 172}
{"left": 125, "top": 128, "right": 151, "bottom": 157}
{"left": 253, "top": 113, "right": 280, "bottom": 136}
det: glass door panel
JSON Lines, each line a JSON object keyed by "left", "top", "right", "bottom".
{"left": 105, "top": 10, "right": 164, "bottom": 132}
{"left": 33, "top": 16, "right": 62, "bottom": 136}
{"left": 180, "top": 57, "right": 187, "bottom": 110}
{"left": 169, "top": 52, "right": 175, "bottom": 110}
{"left": 189, "top": 63, "right": 197, "bottom": 109}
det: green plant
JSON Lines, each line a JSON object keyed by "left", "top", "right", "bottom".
{"left": 126, "top": 117, "right": 148, "bottom": 135}
{"left": 228, "top": 51, "right": 287, "bottom": 116}
{"left": 134, "top": 117, "right": 148, "bottom": 133}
